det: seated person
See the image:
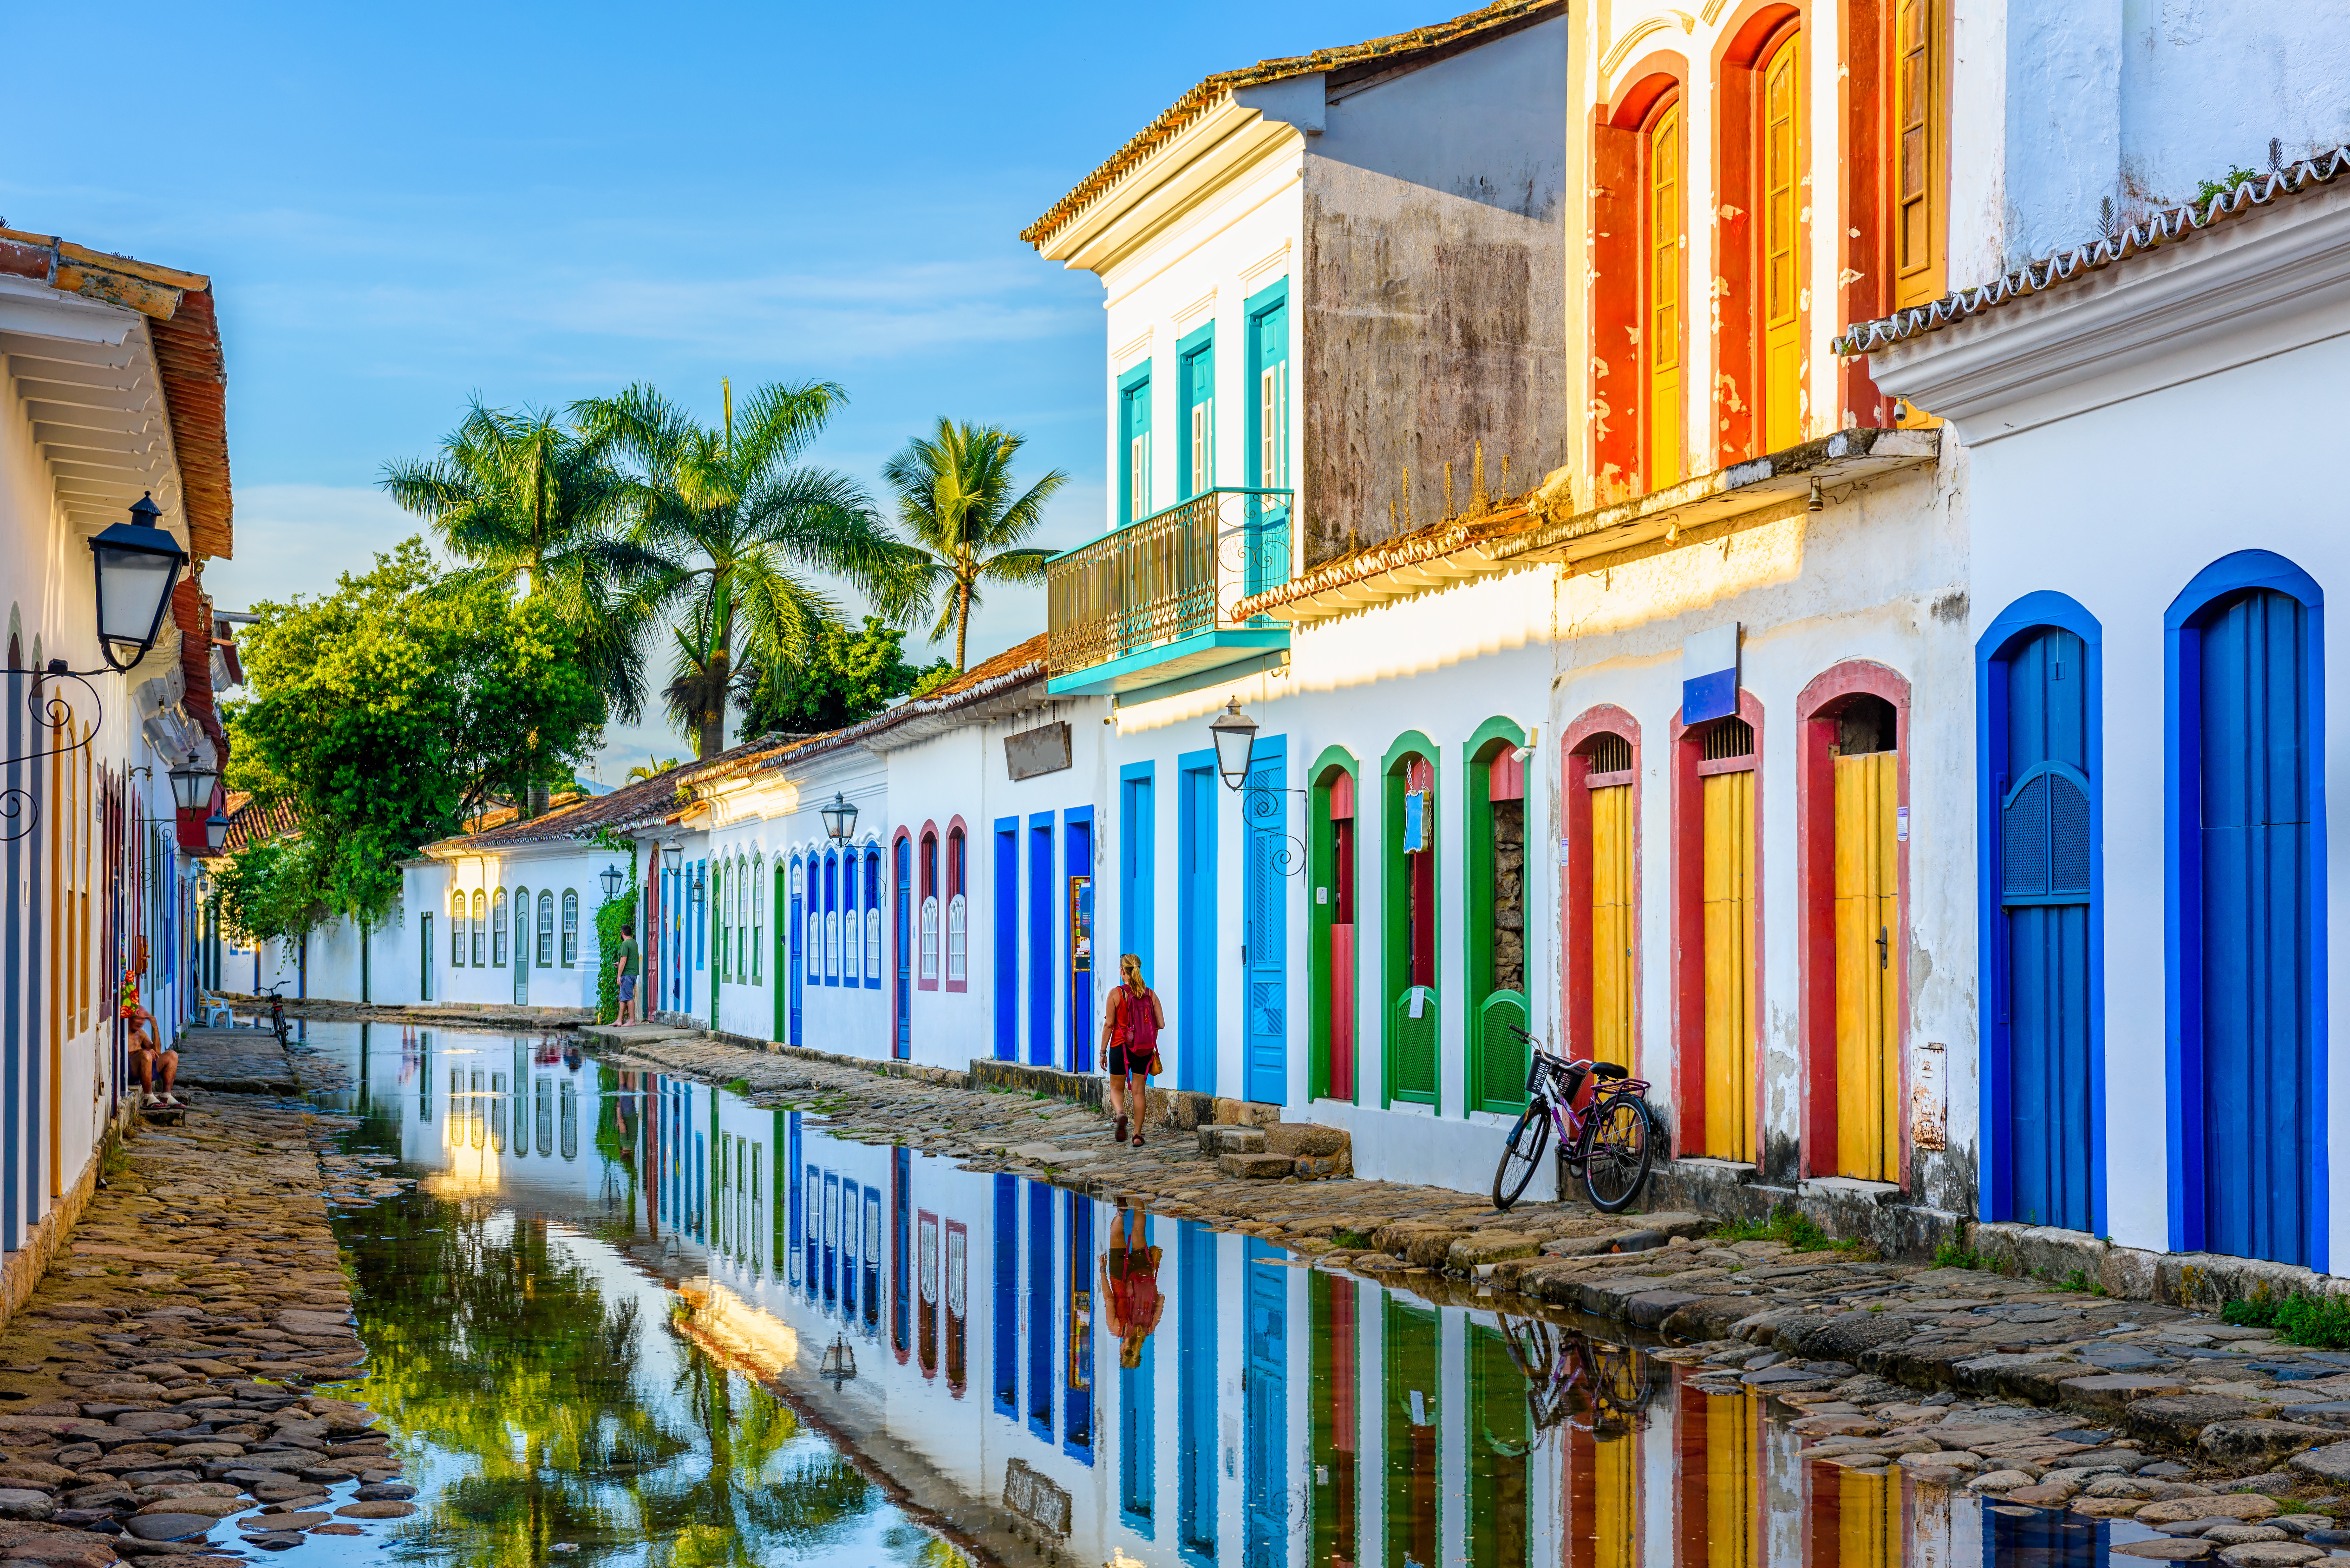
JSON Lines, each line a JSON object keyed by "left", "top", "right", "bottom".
{"left": 125, "top": 1008, "right": 181, "bottom": 1107}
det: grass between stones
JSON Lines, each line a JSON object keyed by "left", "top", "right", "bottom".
{"left": 2221, "top": 1288, "right": 2350, "bottom": 1349}
{"left": 1710, "top": 1203, "right": 1865, "bottom": 1255}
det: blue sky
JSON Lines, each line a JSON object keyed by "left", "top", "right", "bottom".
{"left": 5, "top": 0, "right": 1439, "bottom": 776}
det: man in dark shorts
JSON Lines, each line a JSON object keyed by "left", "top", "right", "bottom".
{"left": 125, "top": 1006, "right": 180, "bottom": 1107}
{"left": 615, "top": 922, "right": 641, "bottom": 1024}
{"left": 1098, "top": 1201, "right": 1164, "bottom": 1369}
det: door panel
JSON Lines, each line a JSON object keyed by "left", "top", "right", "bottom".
{"left": 1701, "top": 770, "right": 1755, "bottom": 1160}
{"left": 1244, "top": 747, "right": 1286, "bottom": 1103}
{"left": 2199, "top": 588, "right": 2314, "bottom": 1264}
{"left": 1591, "top": 783, "right": 1635, "bottom": 1067}
{"left": 1179, "top": 767, "right": 1217, "bottom": 1094}
{"left": 1243, "top": 1240, "right": 1286, "bottom": 1568}
{"left": 1833, "top": 752, "right": 1900, "bottom": 1181}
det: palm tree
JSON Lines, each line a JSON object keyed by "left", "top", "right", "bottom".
{"left": 625, "top": 755, "right": 683, "bottom": 783}
{"left": 882, "top": 418, "right": 1068, "bottom": 672}
{"left": 381, "top": 399, "right": 664, "bottom": 726}
{"left": 661, "top": 598, "right": 734, "bottom": 760}
{"left": 576, "top": 381, "right": 915, "bottom": 760}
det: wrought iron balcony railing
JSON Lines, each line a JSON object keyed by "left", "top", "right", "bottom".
{"left": 1045, "top": 488, "right": 1292, "bottom": 681}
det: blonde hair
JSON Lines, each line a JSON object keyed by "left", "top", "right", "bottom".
{"left": 1119, "top": 953, "right": 1145, "bottom": 991}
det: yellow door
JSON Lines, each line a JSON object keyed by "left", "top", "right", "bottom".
{"left": 1760, "top": 34, "right": 1802, "bottom": 452}
{"left": 1647, "top": 104, "right": 1682, "bottom": 490}
{"left": 1591, "top": 783, "right": 1635, "bottom": 1068}
{"left": 1833, "top": 751, "right": 1900, "bottom": 1180}
{"left": 1594, "top": 1431, "right": 1638, "bottom": 1568}
{"left": 1706, "top": 1395, "right": 1759, "bottom": 1568}
{"left": 1837, "top": 1467, "right": 1898, "bottom": 1568}
{"left": 1701, "top": 770, "right": 1756, "bottom": 1160}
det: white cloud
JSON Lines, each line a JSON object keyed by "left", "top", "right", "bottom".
{"left": 204, "top": 484, "right": 429, "bottom": 610}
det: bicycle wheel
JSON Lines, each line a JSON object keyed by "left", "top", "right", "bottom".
{"left": 1492, "top": 1102, "right": 1552, "bottom": 1211}
{"left": 1578, "top": 1093, "right": 1655, "bottom": 1213}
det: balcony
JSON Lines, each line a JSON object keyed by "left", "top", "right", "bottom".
{"left": 1045, "top": 488, "right": 1292, "bottom": 698}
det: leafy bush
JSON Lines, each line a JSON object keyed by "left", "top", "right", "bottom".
{"left": 2222, "top": 1288, "right": 2350, "bottom": 1349}
{"left": 1933, "top": 1239, "right": 1985, "bottom": 1271}
{"left": 2194, "top": 165, "right": 2264, "bottom": 212}
{"left": 593, "top": 863, "right": 640, "bottom": 1025}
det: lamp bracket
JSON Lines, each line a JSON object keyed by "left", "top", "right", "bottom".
{"left": 1238, "top": 783, "right": 1310, "bottom": 879}
{"left": 0, "top": 666, "right": 103, "bottom": 844}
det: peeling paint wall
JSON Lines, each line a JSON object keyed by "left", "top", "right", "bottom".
{"left": 1300, "top": 16, "right": 1569, "bottom": 565}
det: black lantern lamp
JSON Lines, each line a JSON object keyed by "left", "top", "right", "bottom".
{"left": 600, "top": 864, "right": 624, "bottom": 900}
{"left": 89, "top": 493, "right": 187, "bottom": 672}
{"left": 691, "top": 864, "right": 705, "bottom": 905}
{"left": 819, "top": 1331, "right": 857, "bottom": 1387}
{"left": 820, "top": 791, "right": 857, "bottom": 843}
{"left": 661, "top": 840, "right": 683, "bottom": 876}
{"left": 203, "top": 813, "right": 230, "bottom": 852}
{"left": 166, "top": 752, "right": 218, "bottom": 813}
{"left": 1209, "top": 698, "right": 1258, "bottom": 792}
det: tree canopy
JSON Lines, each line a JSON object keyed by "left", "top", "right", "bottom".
{"left": 218, "top": 540, "right": 603, "bottom": 940}
{"left": 737, "top": 615, "right": 953, "bottom": 736}
{"left": 883, "top": 417, "right": 1066, "bottom": 671}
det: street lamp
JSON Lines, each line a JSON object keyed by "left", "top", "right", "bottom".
{"left": 661, "top": 841, "right": 683, "bottom": 876}
{"left": 89, "top": 493, "right": 188, "bottom": 673}
{"left": 600, "top": 864, "right": 624, "bottom": 900}
{"left": 166, "top": 752, "right": 218, "bottom": 813}
{"left": 691, "top": 865, "right": 706, "bottom": 905}
{"left": 820, "top": 791, "right": 858, "bottom": 844}
{"left": 1209, "top": 699, "right": 1258, "bottom": 791}
{"left": 203, "top": 813, "right": 229, "bottom": 852}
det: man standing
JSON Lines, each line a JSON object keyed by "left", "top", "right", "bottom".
{"left": 615, "top": 922, "right": 641, "bottom": 1024}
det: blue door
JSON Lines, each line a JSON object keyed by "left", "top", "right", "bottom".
{"left": 1068, "top": 817, "right": 1094, "bottom": 1074}
{"left": 2198, "top": 587, "right": 2316, "bottom": 1265}
{"left": 1997, "top": 627, "right": 2095, "bottom": 1232}
{"left": 787, "top": 859, "right": 803, "bottom": 1047}
{"left": 991, "top": 1175, "right": 1018, "bottom": 1413}
{"left": 1063, "top": 1191, "right": 1094, "bottom": 1461}
{"left": 1243, "top": 1239, "right": 1287, "bottom": 1568}
{"left": 1030, "top": 817, "right": 1055, "bottom": 1067}
{"left": 1027, "top": 1180, "right": 1054, "bottom": 1439}
{"left": 1244, "top": 741, "right": 1287, "bottom": 1104}
{"left": 1176, "top": 1222, "right": 1217, "bottom": 1568}
{"left": 1180, "top": 762, "right": 1218, "bottom": 1093}
{"left": 994, "top": 821, "right": 1019, "bottom": 1061}
{"left": 894, "top": 838, "right": 912, "bottom": 1058}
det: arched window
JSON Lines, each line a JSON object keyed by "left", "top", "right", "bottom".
{"left": 560, "top": 890, "right": 579, "bottom": 966}
{"left": 1466, "top": 721, "right": 1531, "bottom": 1114}
{"left": 735, "top": 854, "right": 749, "bottom": 979}
{"left": 864, "top": 846, "right": 882, "bottom": 984}
{"left": 471, "top": 891, "right": 487, "bottom": 967}
{"left": 753, "top": 855, "right": 765, "bottom": 983}
{"left": 536, "top": 891, "right": 553, "bottom": 967}
{"left": 825, "top": 852, "right": 842, "bottom": 983}
{"left": 1563, "top": 714, "right": 1639, "bottom": 1073}
{"left": 945, "top": 828, "right": 968, "bottom": 985}
{"left": 919, "top": 831, "right": 940, "bottom": 983}
{"left": 452, "top": 890, "right": 467, "bottom": 965}
{"left": 513, "top": 886, "right": 530, "bottom": 971}
{"left": 802, "top": 856, "right": 820, "bottom": 1002}
{"left": 492, "top": 890, "right": 509, "bottom": 967}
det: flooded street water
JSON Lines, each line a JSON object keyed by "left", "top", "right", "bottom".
{"left": 290, "top": 1023, "right": 2170, "bottom": 1566}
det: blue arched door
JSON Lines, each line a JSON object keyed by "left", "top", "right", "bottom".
{"left": 895, "top": 837, "right": 912, "bottom": 1058}
{"left": 787, "top": 858, "right": 803, "bottom": 1046}
{"left": 1996, "top": 627, "right": 2096, "bottom": 1232}
{"left": 2195, "top": 586, "right": 2316, "bottom": 1265}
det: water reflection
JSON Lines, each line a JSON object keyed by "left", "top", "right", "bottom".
{"left": 302, "top": 1024, "right": 2131, "bottom": 1568}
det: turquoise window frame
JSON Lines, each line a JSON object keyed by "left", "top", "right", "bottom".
{"left": 1176, "top": 322, "right": 1215, "bottom": 502}
{"left": 1118, "top": 359, "right": 1153, "bottom": 527}
{"left": 1244, "top": 279, "right": 1290, "bottom": 495}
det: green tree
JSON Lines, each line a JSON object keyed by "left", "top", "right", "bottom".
{"left": 576, "top": 380, "right": 917, "bottom": 758}
{"left": 380, "top": 399, "right": 664, "bottom": 729}
{"left": 882, "top": 417, "right": 1068, "bottom": 671}
{"left": 738, "top": 616, "right": 953, "bottom": 735}
{"left": 224, "top": 540, "right": 603, "bottom": 928}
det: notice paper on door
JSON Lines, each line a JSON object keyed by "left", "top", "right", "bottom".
{"left": 1408, "top": 987, "right": 1425, "bottom": 1019}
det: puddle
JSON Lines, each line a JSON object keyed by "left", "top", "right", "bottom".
{"left": 291, "top": 1022, "right": 2173, "bottom": 1566}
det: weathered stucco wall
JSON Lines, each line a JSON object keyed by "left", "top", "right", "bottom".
{"left": 1299, "top": 17, "right": 1568, "bottom": 566}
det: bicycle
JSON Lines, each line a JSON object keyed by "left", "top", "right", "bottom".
{"left": 1498, "top": 1313, "right": 1662, "bottom": 1439}
{"left": 1490, "top": 1023, "right": 1656, "bottom": 1214}
{"left": 263, "top": 984, "right": 291, "bottom": 1048}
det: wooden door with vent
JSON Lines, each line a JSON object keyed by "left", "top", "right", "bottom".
{"left": 1701, "top": 770, "right": 1756, "bottom": 1160}
{"left": 1833, "top": 751, "right": 1900, "bottom": 1180}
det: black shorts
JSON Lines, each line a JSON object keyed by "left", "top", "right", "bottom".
{"left": 1109, "top": 1044, "right": 1152, "bottom": 1078}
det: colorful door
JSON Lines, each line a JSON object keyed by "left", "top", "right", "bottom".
{"left": 787, "top": 860, "right": 803, "bottom": 1046}
{"left": 1590, "top": 782, "right": 1635, "bottom": 1066}
{"left": 1759, "top": 32, "right": 1802, "bottom": 452}
{"left": 1999, "top": 626, "right": 2094, "bottom": 1231}
{"left": 1834, "top": 752, "right": 1900, "bottom": 1180}
{"left": 773, "top": 862, "right": 789, "bottom": 1042}
{"left": 1322, "top": 774, "right": 1357, "bottom": 1100}
{"left": 1646, "top": 103, "right": 1682, "bottom": 489}
{"left": 1177, "top": 1222, "right": 1216, "bottom": 1568}
{"left": 513, "top": 891, "right": 530, "bottom": 1006}
{"left": 895, "top": 837, "right": 912, "bottom": 1059}
{"left": 1243, "top": 1239, "right": 1286, "bottom": 1568}
{"left": 1702, "top": 1386, "right": 1758, "bottom": 1568}
{"left": 1467, "top": 1324, "right": 1531, "bottom": 1568}
{"left": 1068, "top": 818, "right": 1094, "bottom": 1075}
{"left": 1244, "top": 744, "right": 1286, "bottom": 1103}
{"left": 1389, "top": 754, "right": 1439, "bottom": 1105}
{"left": 1701, "top": 770, "right": 1756, "bottom": 1159}
{"left": 1179, "top": 764, "right": 1217, "bottom": 1093}
{"left": 1248, "top": 284, "right": 1291, "bottom": 588}
{"left": 2199, "top": 587, "right": 2314, "bottom": 1265}
{"left": 1383, "top": 1297, "right": 1440, "bottom": 1568}
{"left": 420, "top": 914, "right": 433, "bottom": 1001}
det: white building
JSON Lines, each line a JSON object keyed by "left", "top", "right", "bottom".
{"left": 0, "top": 225, "right": 236, "bottom": 1275}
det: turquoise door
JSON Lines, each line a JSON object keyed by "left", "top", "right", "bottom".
{"left": 1179, "top": 762, "right": 1217, "bottom": 1093}
{"left": 1243, "top": 1239, "right": 1287, "bottom": 1568}
{"left": 1244, "top": 740, "right": 1287, "bottom": 1104}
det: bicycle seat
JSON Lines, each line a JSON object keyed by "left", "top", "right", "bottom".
{"left": 1589, "top": 1062, "right": 1629, "bottom": 1080}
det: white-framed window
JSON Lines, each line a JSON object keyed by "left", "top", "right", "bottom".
{"left": 1260, "top": 360, "right": 1288, "bottom": 488}
{"left": 920, "top": 894, "right": 940, "bottom": 980}
{"left": 471, "top": 891, "right": 487, "bottom": 966}
{"left": 1129, "top": 429, "right": 1150, "bottom": 520}
{"left": 826, "top": 908, "right": 841, "bottom": 980}
{"left": 946, "top": 894, "right": 968, "bottom": 983}
{"left": 537, "top": 891, "right": 555, "bottom": 967}
{"left": 451, "top": 892, "right": 467, "bottom": 965}
{"left": 492, "top": 889, "right": 508, "bottom": 967}
{"left": 1190, "top": 396, "right": 1213, "bottom": 496}
{"left": 865, "top": 906, "right": 881, "bottom": 979}
{"left": 753, "top": 856, "right": 765, "bottom": 983}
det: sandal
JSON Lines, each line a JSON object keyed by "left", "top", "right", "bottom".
{"left": 1114, "top": 1116, "right": 1129, "bottom": 1143}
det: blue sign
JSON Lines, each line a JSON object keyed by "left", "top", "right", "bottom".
{"left": 1682, "top": 622, "right": 1741, "bottom": 724}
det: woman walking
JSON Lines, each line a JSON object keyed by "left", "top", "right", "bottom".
{"left": 1101, "top": 953, "right": 1164, "bottom": 1146}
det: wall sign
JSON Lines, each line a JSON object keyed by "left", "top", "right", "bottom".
{"left": 1682, "top": 622, "right": 1741, "bottom": 724}
{"left": 1005, "top": 721, "right": 1073, "bottom": 781}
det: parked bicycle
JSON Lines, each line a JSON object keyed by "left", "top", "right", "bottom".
{"left": 1497, "top": 1313, "right": 1661, "bottom": 1439}
{"left": 262, "top": 984, "right": 291, "bottom": 1048}
{"left": 1490, "top": 1023, "right": 1656, "bottom": 1214}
